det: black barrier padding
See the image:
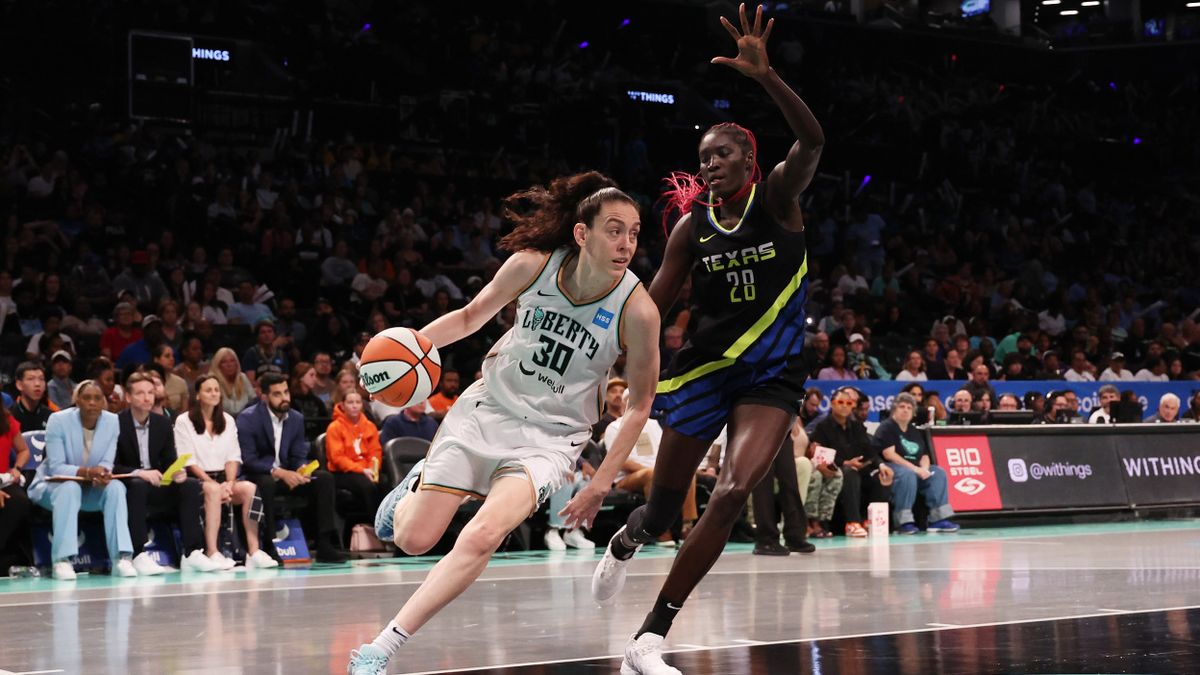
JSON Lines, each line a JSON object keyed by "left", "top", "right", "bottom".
{"left": 988, "top": 439, "right": 1129, "bottom": 510}
{"left": 1117, "top": 435, "right": 1200, "bottom": 506}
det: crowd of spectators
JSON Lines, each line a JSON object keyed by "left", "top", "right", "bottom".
{"left": 1, "top": 1, "right": 1199, "bottom": 573}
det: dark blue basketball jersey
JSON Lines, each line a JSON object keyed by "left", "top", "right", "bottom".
{"left": 654, "top": 183, "right": 810, "bottom": 440}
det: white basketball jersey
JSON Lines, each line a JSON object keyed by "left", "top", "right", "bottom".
{"left": 483, "top": 247, "right": 642, "bottom": 433}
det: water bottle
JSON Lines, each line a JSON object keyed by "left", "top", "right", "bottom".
{"left": 927, "top": 406, "right": 936, "bottom": 428}
{"left": 8, "top": 566, "right": 41, "bottom": 578}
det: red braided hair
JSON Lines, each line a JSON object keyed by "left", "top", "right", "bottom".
{"left": 660, "top": 123, "right": 762, "bottom": 234}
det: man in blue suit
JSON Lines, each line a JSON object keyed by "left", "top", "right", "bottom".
{"left": 237, "top": 372, "right": 346, "bottom": 563}
{"left": 28, "top": 381, "right": 138, "bottom": 580}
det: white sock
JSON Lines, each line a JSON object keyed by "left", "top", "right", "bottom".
{"left": 370, "top": 620, "right": 410, "bottom": 657}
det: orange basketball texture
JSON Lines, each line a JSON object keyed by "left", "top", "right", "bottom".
{"left": 358, "top": 327, "right": 442, "bottom": 408}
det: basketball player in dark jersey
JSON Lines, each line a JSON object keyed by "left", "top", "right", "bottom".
{"left": 592, "top": 5, "right": 825, "bottom": 673}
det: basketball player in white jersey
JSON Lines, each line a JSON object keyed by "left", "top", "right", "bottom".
{"left": 349, "top": 171, "right": 660, "bottom": 674}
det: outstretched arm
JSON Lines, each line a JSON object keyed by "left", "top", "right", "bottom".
{"left": 713, "top": 4, "right": 824, "bottom": 214}
{"left": 558, "top": 287, "right": 660, "bottom": 529}
{"left": 419, "top": 251, "right": 548, "bottom": 348}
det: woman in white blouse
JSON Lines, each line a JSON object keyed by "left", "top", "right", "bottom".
{"left": 175, "top": 374, "right": 277, "bottom": 570}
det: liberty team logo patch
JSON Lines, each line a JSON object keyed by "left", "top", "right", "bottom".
{"left": 592, "top": 308, "right": 614, "bottom": 330}
{"left": 530, "top": 307, "right": 545, "bottom": 332}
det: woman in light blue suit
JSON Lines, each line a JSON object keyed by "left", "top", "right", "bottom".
{"left": 28, "top": 380, "right": 137, "bottom": 580}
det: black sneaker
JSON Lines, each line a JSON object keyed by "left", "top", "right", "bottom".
{"left": 315, "top": 546, "right": 349, "bottom": 564}
{"left": 785, "top": 539, "right": 816, "bottom": 554}
{"left": 752, "top": 540, "right": 790, "bottom": 556}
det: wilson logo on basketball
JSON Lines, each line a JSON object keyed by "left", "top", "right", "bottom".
{"left": 362, "top": 371, "right": 392, "bottom": 387}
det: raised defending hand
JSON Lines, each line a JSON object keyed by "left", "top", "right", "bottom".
{"left": 711, "top": 3, "right": 774, "bottom": 80}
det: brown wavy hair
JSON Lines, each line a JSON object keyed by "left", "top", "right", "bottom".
{"left": 499, "top": 171, "right": 636, "bottom": 253}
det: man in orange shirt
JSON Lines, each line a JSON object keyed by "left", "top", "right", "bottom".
{"left": 425, "top": 370, "right": 460, "bottom": 421}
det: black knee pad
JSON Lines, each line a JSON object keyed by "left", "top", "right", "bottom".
{"left": 627, "top": 486, "right": 690, "bottom": 542}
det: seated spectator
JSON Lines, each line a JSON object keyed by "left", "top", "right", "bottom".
{"left": 799, "top": 387, "right": 825, "bottom": 428}
{"left": 87, "top": 357, "right": 126, "bottom": 414}
{"left": 804, "top": 413, "right": 843, "bottom": 540}
{"left": 1030, "top": 349, "right": 1058, "bottom": 379}
{"left": 115, "top": 314, "right": 167, "bottom": 370}
{"left": 310, "top": 351, "right": 337, "bottom": 405}
{"left": 158, "top": 300, "right": 183, "bottom": 352}
{"left": 325, "top": 391, "right": 383, "bottom": 519}
{"left": 0, "top": 403, "right": 32, "bottom": 574}
{"left": 174, "top": 333, "right": 209, "bottom": 391}
{"left": 852, "top": 387, "right": 879, "bottom": 434}
{"left": 874, "top": 393, "right": 958, "bottom": 534}
{"left": 227, "top": 280, "right": 274, "bottom": 326}
{"left": 1182, "top": 391, "right": 1200, "bottom": 423}
{"left": 178, "top": 374, "right": 275, "bottom": 571}
{"left": 894, "top": 351, "right": 927, "bottom": 382}
{"left": 142, "top": 366, "right": 176, "bottom": 421}
{"left": 1098, "top": 352, "right": 1134, "bottom": 381}
{"left": 273, "top": 297, "right": 306, "bottom": 360}
{"left": 237, "top": 372, "right": 347, "bottom": 563}
{"left": 971, "top": 391, "right": 993, "bottom": 415}
{"left": 950, "top": 389, "right": 973, "bottom": 414}
{"left": 808, "top": 387, "right": 890, "bottom": 538}
{"left": 998, "top": 353, "right": 1030, "bottom": 381}
{"left": 290, "top": 361, "right": 330, "bottom": 435}
{"left": 425, "top": 369, "right": 461, "bottom": 421}
{"left": 28, "top": 381, "right": 138, "bottom": 579}
{"left": 242, "top": 320, "right": 290, "bottom": 386}
{"left": 11, "top": 361, "right": 56, "bottom": 432}
{"left": 380, "top": 404, "right": 439, "bottom": 445}
{"left": 1038, "top": 391, "right": 1072, "bottom": 424}
{"left": 923, "top": 390, "right": 949, "bottom": 424}
{"left": 1135, "top": 356, "right": 1169, "bottom": 382}
{"left": 847, "top": 333, "right": 889, "bottom": 380}
{"left": 153, "top": 344, "right": 190, "bottom": 413}
{"left": 964, "top": 364, "right": 998, "bottom": 408}
{"left": 99, "top": 302, "right": 142, "bottom": 361}
{"left": 801, "top": 332, "right": 830, "bottom": 379}
{"left": 24, "top": 310, "right": 75, "bottom": 362}
{"left": 927, "top": 348, "right": 967, "bottom": 380}
{"left": 1088, "top": 384, "right": 1120, "bottom": 423}
{"left": 210, "top": 347, "right": 256, "bottom": 416}
{"left": 997, "top": 393, "right": 1021, "bottom": 411}
{"left": 112, "top": 250, "right": 168, "bottom": 311}
{"left": 1063, "top": 350, "right": 1097, "bottom": 382}
{"left": 113, "top": 372, "right": 201, "bottom": 576}
{"left": 591, "top": 377, "right": 627, "bottom": 442}
{"left": 1144, "top": 393, "right": 1181, "bottom": 423}
{"left": 46, "top": 350, "right": 77, "bottom": 411}
{"left": 606, "top": 393, "right": 697, "bottom": 543}
{"left": 817, "top": 344, "right": 857, "bottom": 380}
{"left": 1024, "top": 391, "right": 1046, "bottom": 417}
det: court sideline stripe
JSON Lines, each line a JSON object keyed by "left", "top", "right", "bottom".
{"left": 4, "top": 566, "right": 1200, "bottom": 608}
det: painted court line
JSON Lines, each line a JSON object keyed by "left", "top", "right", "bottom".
{"left": 5, "top": 563, "right": 1200, "bottom": 609}
{"left": 401, "top": 603, "right": 1200, "bottom": 675}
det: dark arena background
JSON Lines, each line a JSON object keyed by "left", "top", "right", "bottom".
{"left": 2, "top": 1, "right": 1200, "bottom": 673}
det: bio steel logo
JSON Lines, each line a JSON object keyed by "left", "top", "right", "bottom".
{"left": 944, "top": 446, "right": 988, "bottom": 495}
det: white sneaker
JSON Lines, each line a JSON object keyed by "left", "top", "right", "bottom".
{"left": 543, "top": 528, "right": 567, "bottom": 551}
{"left": 620, "top": 632, "right": 681, "bottom": 675}
{"left": 53, "top": 561, "right": 77, "bottom": 581}
{"left": 562, "top": 528, "right": 595, "bottom": 549}
{"left": 113, "top": 558, "right": 139, "bottom": 578}
{"left": 209, "top": 552, "right": 237, "bottom": 570}
{"left": 246, "top": 550, "right": 280, "bottom": 569}
{"left": 132, "top": 552, "right": 167, "bottom": 576}
{"left": 182, "top": 549, "right": 220, "bottom": 573}
{"left": 592, "top": 526, "right": 641, "bottom": 605}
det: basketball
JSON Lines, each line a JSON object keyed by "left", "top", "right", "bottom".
{"left": 358, "top": 327, "right": 443, "bottom": 408}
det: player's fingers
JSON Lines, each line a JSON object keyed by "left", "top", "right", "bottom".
{"left": 739, "top": 3, "right": 751, "bottom": 35}
{"left": 762, "top": 17, "right": 774, "bottom": 43}
{"left": 719, "top": 16, "right": 740, "bottom": 41}
{"left": 753, "top": 4, "right": 762, "bottom": 35}
{"left": 711, "top": 57, "right": 737, "bottom": 68}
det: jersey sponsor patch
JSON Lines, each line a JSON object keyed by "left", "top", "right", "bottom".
{"left": 592, "top": 308, "right": 614, "bottom": 330}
